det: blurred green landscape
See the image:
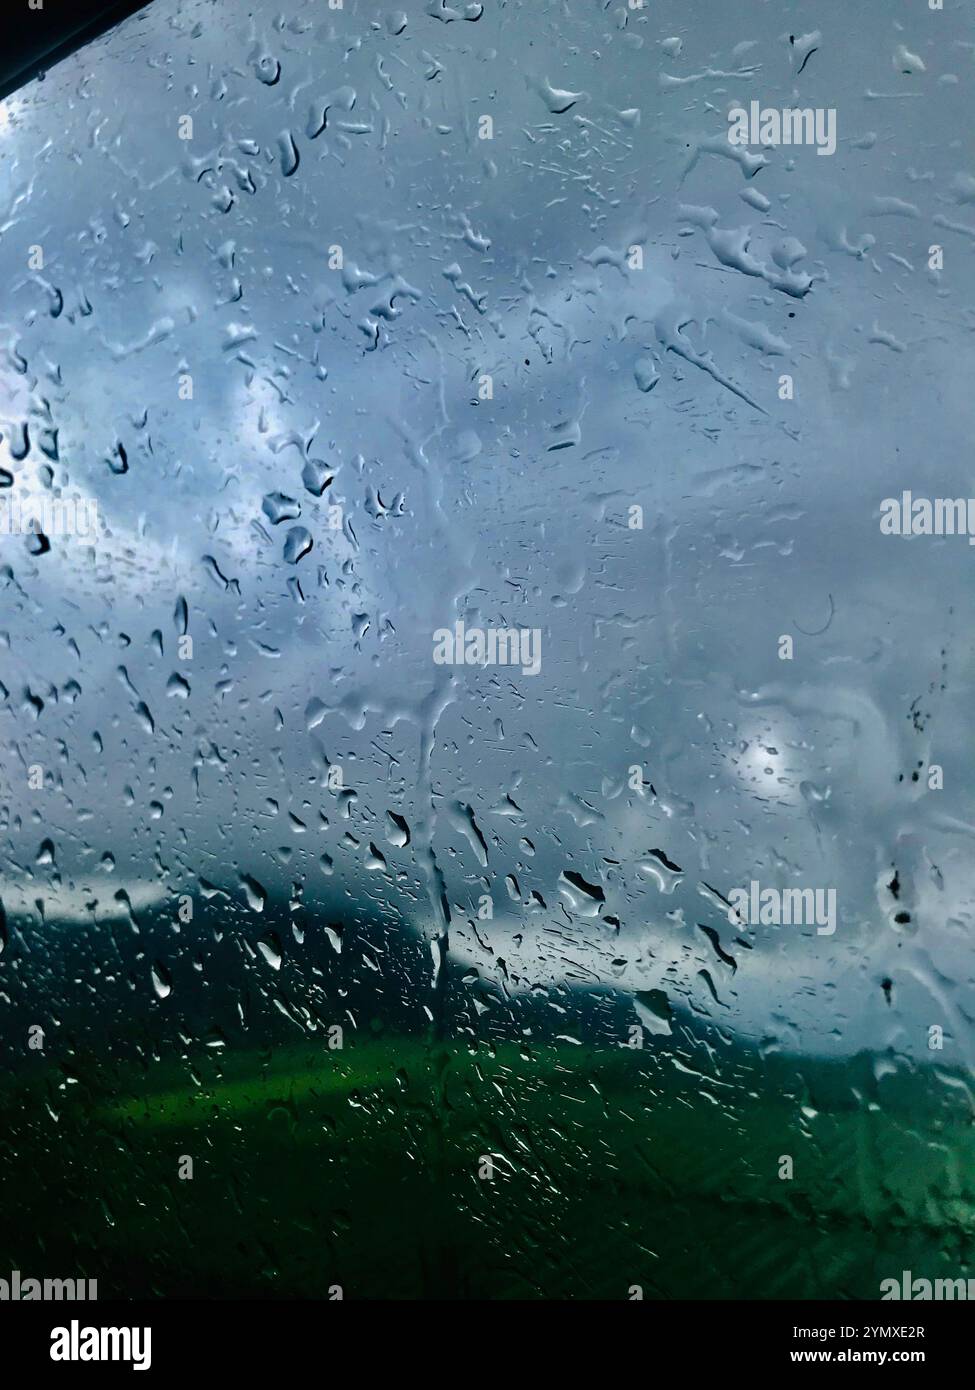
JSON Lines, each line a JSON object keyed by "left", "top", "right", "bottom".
{"left": 2, "top": 1030, "right": 972, "bottom": 1299}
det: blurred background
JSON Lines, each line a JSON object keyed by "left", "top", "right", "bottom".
{"left": 0, "top": 0, "right": 972, "bottom": 1298}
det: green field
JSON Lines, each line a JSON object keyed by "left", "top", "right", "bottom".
{"left": 2, "top": 1033, "right": 972, "bottom": 1299}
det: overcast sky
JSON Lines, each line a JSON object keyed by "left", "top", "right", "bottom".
{"left": 0, "top": 0, "right": 973, "bottom": 1062}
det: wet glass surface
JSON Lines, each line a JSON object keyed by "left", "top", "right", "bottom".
{"left": 0, "top": 0, "right": 973, "bottom": 1299}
